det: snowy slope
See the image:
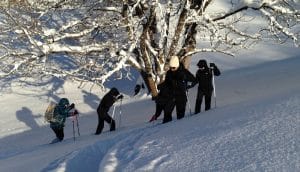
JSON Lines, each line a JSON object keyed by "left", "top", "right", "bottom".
{"left": 0, "top": 42, "right": 300, "bottom": 172}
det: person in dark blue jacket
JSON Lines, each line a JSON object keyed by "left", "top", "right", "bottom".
{"left": 95, "top": 87, "right": 123, "bottom": 135}
{"left": 50, "top": 98, "right": 77, "bottom": 143}
{"left": 194, "top": 59, "right": 221, "bottom": 113}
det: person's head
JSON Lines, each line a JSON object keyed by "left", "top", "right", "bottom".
{"left": 197, "top": 59, "right": 208, "bottom": 70}
{"left": 169, "top": 56, "right": 180, "bottom": 71}
{"left": 109, "top": 87, "right": 120, "bottom": 96}
{"left": 58, "top": 98, "right": 70, "bottom": 108}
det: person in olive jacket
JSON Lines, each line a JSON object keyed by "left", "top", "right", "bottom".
{"left": 50, "top": 98, "right": 77, "bottom": 143}
{"left": 194, "top": 59, "right": 221, "bottom": 114}
{"left": 163, "top": 56, "right": 197, "bottom": 123}
{"left": 95, "top": 87, "right": 123, "bottom": 135}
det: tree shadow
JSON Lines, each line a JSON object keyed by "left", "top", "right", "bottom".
{"left": 46, "top": 77, "right": 65, "bottom": 103}
{"left": 4, "top": 76, "right": 65, "bottom": 103}
{"left": 0, "top": 110, "right": 98, "bottom": 162}
{"left": 82, "top": 90, "right": 101, "bottom": 110}
{"left": 16, "top": 107, "right": 41, "bottom": 130}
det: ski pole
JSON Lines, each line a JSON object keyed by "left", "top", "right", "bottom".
{"left": 211, "top": 68, "right": 217, "bottom": 108}
{"left": 72, "top": 113, "right": 76, "bottom": 141}
{"left": 186, "top": 89, "right": 192, "bottom": 116}
{"left": 76, "top": 112, "right": 80, "bottom": 136}
{"left": 111, "top": 104, "right": 116, "bottom": 130}
{"left": 118, "top": 99, "right": 123, "bottom": 128}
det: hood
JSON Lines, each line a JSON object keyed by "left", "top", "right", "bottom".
{"left": 58, "top": 98, "right": 70, "bottom": 107}
{"left": 109, "top": 87, "right": 120, "bottom": 96}
{"left": 197, "top": 59, "right": 208, "bottom": 69}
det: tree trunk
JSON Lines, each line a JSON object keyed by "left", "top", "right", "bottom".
{"left": 168, "top": 7, "right": 187, "bottom": 60}
{"left": 147, "top": 76, "right": 158, "bottom": 97}
{"left": 182, "top": 22, "right": 197, "bottom": 69}
{"left": 140, "top": 71, "right": 158, "bottom": 97}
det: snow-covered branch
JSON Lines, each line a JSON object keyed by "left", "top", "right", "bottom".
{"left": 0, "top": 0, "right": 299, "bottom": 94}
{"left": 180, "top": 48, "right": 235, "bottom": 63}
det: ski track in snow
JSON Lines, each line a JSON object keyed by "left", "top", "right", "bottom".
{"left": 46, "top": 93, "right": 300, "bottom": 172}
{"left": 1, "top": 55, "right": 300, "bottom": 171}
{"left": 42, "top": 123, "right": 163, "bottom": 171}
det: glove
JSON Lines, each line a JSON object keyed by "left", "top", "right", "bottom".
{"left": 210, "top": 63, "right": 215, "bottom": 68}
{"left": 152, "top": 96, "right": 158, "bottom": 101}
{"left": 186, "top": 81, "right": 196, "bottom": 89}
{"left": 74, "top": 110, "right": 79, "bottom": 115}
{"left": 118, "top": 94, "right": 124, "bottom": 99}
{"left": 69, "top": 103, "right": 75, "bottom": 109}
{"left": 186, "top": 85, "right": 193, "bottom": 89}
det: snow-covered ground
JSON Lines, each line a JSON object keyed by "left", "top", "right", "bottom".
{"left": 0, "top": 40, "right": 300, "bottom": 172}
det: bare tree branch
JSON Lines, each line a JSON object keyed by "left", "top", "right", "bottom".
{"left": 0, "top": 0, "right": 299, "bottom": 94}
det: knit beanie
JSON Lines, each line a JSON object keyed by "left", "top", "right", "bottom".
{"left": 169, "top": 56, "right": 179, "bottom": 68}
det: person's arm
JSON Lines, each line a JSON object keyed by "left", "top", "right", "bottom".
{"left": 210, "top": 63, "right": 221, "bottom": 76}
{"left": 65, "top": 103, "right": 76, "bottom": 117}
{"left": 157, "top": 82, "right": 163, "bottom": 91}
{"left": 185, "top": 69, "right": 197, "bottom": 89}
{"left": 116, "top": 94, "right": 124, "bottom": 100}
{"left": 104, "top": 95, "right": 116, "bottom": 108}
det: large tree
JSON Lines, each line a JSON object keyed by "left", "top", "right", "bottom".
{"left": 0, "top": 0, "right": 299, "bottom": 96}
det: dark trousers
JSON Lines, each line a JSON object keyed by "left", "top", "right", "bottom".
{"left": 154, "top": 103, "right": 164, "bottom": 118}
{"left": 195, "top": 90, "right": 212, "bottom": 114}
{"left": 154, "top": 99, "right": 167, "bottom": 119}
{"left": 51, "top": 127, "right": 64, "bottom": 141}
{"left": 162, "top": 100, "right": 175, "bottom": 124}
{"left": 95, "top": 112, "right": 116, "bottom": 135}
{"left": 163, "top": 96, "right": 187, "bottom": 123}
{"left": 175, "top": 96, "right": 187, "bottom": 119}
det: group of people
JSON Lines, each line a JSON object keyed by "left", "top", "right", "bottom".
{"left": 149, "top": 56, "right": 220, "bottom": 123}
{"left": 48, "top": 88, "right": 123, "bottom": 143}
{"left": 48, "top": 56, "right": 220, "bottom": 143}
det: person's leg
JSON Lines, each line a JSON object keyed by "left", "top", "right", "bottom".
{"left": 150, "top": 100, "right": 165, "bottom": 122}
{"left": 104, "top": 115, "right": 116, "bottom": 131}
{"left": 163, "top": 100, "right": 175, "bottom": 123}
{"left": 176, "top": 96, "right": 187, "bottom": 119}
{"left": 95, "top": 112, "right": 105, "bottom": 135}
{"left": 204, "top": 91, "right": 212, "bottom": 111}
{"left": 51, "top": 127, "right": 64, "bottom": 141}
{"left": 57, "top": 128, "right": 64, "bottom": 141}
{"left": 155, "top": 102, "right": 164, "bottom": 119}
{"left": 195, "top": 90, "right": 204, "bottom": 114}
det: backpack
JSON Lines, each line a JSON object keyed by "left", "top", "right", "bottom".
{"left": 44, "top": 101, "right": 57, "bottom": 122}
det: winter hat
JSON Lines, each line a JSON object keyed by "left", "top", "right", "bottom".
{"left": 197, "top": 59, "right": 208, "bottom": 68}
{"left": 59, "top": 98, "right": 70, "bottom": 107}
{"left": 110, "top": 87, "right": 120, "bottom": 96}
{"left": 169, "top": 56, "right": 180, "bottom": 68}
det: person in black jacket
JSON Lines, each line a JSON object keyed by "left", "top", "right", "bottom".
{"left": 163, "top": 56, "right": 197, "bottom": 123}
{"left": 194, "top": 59, "right": 221, "bottom": 114}
{"left": 95, "top": 87, "right": 123, "bottom": 135}
{"left": 149, "top": 81, "right": 173, "bottom": 122}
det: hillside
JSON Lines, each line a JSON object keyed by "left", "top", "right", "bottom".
{"left": 0, "top": 42, "right": 299, "bottom": 171}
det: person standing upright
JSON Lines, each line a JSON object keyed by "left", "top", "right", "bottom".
{"left": 163, "top": 56, "right": 197, "bottom": 123}
{"left": 194, "top": 59, "right": 221, "bottom": 114}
